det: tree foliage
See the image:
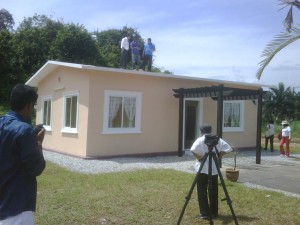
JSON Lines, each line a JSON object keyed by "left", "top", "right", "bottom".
{"left": 0, "top": 9, "right": 171, "bottom": 105}
{"left": 0, "top": 8, "right": 14, "bottom": 30}
{"left": 0, "top": 30, "right": 14, "bottom": 102}
{"left": 10, "top": 15, "right": 65, "bottom": 82}
{"left": 95, "top": 26, "right": 143, "bottom": 68}
{"left": 50, "top": 23, "right": 103, "bottom": 65}
{"left": 264, "top": 82, "right": 298, "bottom": 121}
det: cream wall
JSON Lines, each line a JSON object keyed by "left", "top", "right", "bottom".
{"left": 85, "top": 70, "right": 259, "bottom": 157}
{"left": 37, "top": 68, "right": 89, "bottom": 157}
{"left": 36, "top": 67, "right": 259, "bottom": 157}
{"left": 202, "top": 99, "right": 257, "bottom": 147}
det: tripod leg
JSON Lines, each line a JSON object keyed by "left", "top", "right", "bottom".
{"left": 177, "top": 153, "right": 209, "bottom": 225}
{"left": 212, "top": 153, "right": 239, "bottom": 225}
{"left": 208, "top": 152, "right": 214, "bottom": 224}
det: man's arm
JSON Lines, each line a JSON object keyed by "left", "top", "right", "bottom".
{"left": 20, "top": 127, "right": 46, "bottom": 177}
{"left": 120, "top": 38, "right": 125, "bottom": 49}
{"left": 192, "top": 152, "right": 203, "bottom": 161}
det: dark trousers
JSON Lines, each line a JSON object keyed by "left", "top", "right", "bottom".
{"left": 197, "top": 173, "right": 218, "bottom": 217}
{"left": 264, "top": 135, "right": 274, "bottom": 151}
{"left": 142, "top": 55, "right": 153, "bottom": 71}
{"left": 120, "top": 49, "right": 129, "bottom": 69}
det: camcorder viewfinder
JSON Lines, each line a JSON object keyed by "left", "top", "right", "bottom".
{"left": 204, "top": 134, "right": 220, "bottom": 148}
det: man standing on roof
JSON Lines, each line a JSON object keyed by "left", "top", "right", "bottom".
{"left": 120, "top": 34, "right": 131, "bottom": 69}
{"left": 130, "top": 34, "right": 141, "bottom": 70}
{"left": 142, "top": 38, "right": 156, "bottom": 72}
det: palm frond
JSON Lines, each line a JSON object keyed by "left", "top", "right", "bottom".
{"left": 283, "top": 6, "right": 294, "bottom": 32}
{"left": 256, "top": 25, "right": 300, "bottom": 80}
{"left": 279, "top": 0, "right": 300, "bottom": 8}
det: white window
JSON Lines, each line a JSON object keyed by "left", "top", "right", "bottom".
{"left": 223, "top": 100, "right": 244, "bottom": 132}
{"left": 62, "top": 92, "right": 79, "bottom": 133}
{"left": 41, "top": 96, "right": 52, "bottom": 130}
{"left": 103, "top": 90, "right": 142, "bottom": 134}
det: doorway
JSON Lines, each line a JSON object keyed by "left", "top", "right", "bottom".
{"left": 183, "top": 99, "right": 203, "bottom": 149}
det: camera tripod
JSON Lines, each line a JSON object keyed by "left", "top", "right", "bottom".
{"left": 177, "top": 145, "right": 238, "bottom": 225}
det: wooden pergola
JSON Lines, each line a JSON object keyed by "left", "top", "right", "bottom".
{"left": 173, "top": 84, "right": 264, "bottom": 164}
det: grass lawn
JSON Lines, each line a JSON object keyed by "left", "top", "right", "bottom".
{"left": 36, "top": 162, "right": 300, "bottom": 225}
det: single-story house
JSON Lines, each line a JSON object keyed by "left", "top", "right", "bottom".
{"left": 26, "top": 61, "right": 265, "bottom": 161}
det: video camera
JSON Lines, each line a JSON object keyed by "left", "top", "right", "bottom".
{"left": 204, "top": 134, "right": 220, "bottom": 148}
{"left": 34, "top": 124, "right": 44, "bottom": 135}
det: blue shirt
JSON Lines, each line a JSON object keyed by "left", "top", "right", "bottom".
{"left": 0, "top": 111, "right": 45, "bottom": 220}
{"left": 130, "top": 41, "right": 140, "bottom": 55}
{"left": 144, "top": 43, "right": 155, "bottom": 56}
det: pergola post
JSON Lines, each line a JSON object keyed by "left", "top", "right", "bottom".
{"left": 217, "top": 84, "right": 224, "bottom": 138}
{"left": 217, "top": 84, "right": 224, "bottom": 167}
{"left": 256, "top": 88, "right": 263, "bottom": 164}
{"left": 178, "top": 92, "right": 184, "bottom": 157}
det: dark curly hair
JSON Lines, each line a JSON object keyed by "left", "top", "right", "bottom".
{"left": 10, "top": 84, "right": 38, "bottom": 111}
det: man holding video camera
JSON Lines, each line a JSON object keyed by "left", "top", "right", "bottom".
{"left": 0, "top": 84, "right": 46, "bottom": 225}
{"left": 190, "top": 125, "right": 232, "bottom": 220}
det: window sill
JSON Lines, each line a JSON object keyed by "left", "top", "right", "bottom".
{"left": 102, "top": 129, "right": 142, "bottom": 134}
{"left": 61, "top": 128, "right": 78, "bottom": 134}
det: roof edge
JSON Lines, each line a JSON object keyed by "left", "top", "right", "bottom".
{"left": 26, "top": 60, "right": 269, "bottom": 88}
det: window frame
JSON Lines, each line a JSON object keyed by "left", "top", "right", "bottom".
{"left": 62, "top": 91, "right": 79, "bottom": 134}
{"left": 223, "top": 100, "right": 244, "bottom": 132}
{"left": 41, "top": 96, "right": 52, "bottom": 131}
{"left": 103, "top": 90, "right": 142, "bottom": 134}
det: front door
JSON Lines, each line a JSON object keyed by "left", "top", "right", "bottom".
{"left": 184, "top": 99, "right": 203, "bottom": 149}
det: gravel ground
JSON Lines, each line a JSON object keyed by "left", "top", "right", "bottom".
{"left": 43, "top": 150, "right": 196, "bottom": 174}
{"left": 43, "top": 149, "right": 300, "bottom": 174}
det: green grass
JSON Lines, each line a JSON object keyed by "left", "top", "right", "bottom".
{"left": 35, "top": 162, "right": 300, "bottom": 225}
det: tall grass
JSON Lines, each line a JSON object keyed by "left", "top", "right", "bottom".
{"left": 262, "top": 120, "right": 300, "bottom": 138}
{"left": 35, "top": 162, "right": 300, "bottom": 225}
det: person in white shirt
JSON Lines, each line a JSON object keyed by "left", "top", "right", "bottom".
{"left": 279, "top": 120, "right": 292, "bottom": 157}
{"left": 120, "top": 34, "right": 131, "bottom": 69}
{"left": 264, "top": 119, "right": 275, "bottom": 152}
{"left": 190, "top": 125, "right": 232, "bottom": 220}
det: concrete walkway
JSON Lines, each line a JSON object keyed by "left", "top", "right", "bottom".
{"left": 221, "top": 150, "right": 300, "bottom": 198}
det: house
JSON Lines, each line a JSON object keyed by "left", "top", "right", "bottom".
{"left": 26, "top": 61, "right": 264, "bottom": 160}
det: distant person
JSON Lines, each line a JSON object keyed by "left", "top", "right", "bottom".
{"left": 120, "top": 34, "right": 131, "bottom": 69}
{"left": 0, "top": 84, "right": 46, "bottom": 225}
{"left": 190, "top": 125, "right": 232, "bottom": 220}
{"left": 130, "top": 35, "right": 141, "bottom": 70}
{"left": 142, "top": 38, "right": 156, "bottom": 71}
{"left": 264, "top": 119, "right": 275, "bottom": 152}
{"left": 279, "top": 120, "right": 291, "bottom": 157}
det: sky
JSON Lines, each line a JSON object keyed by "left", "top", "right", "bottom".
{"left": 2, "top": 0, "right": 300, "bottom": 89}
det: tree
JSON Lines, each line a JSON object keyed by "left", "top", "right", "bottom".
{"left": 256, "top": 0, "right": 300, "bottom": 79}
{"left": 95, "top": 26, "right": 143, "bottom": 68}
{"left": 50, "top": 23, "right": 103, "bottom": 66}
{"left": 294, "top": 90, "right": 300, "bottom": 119}
{"left": 264, "top": 82, "right": 296, "bottom": 121}
{"left": 0, "top": 8, "right": 14, "bottom": 30}
{"left": 10, "top": 15, "right": 65, "bottom": 83}
{"left": 0, "top": 29, "right": 14, "bottom": 105}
